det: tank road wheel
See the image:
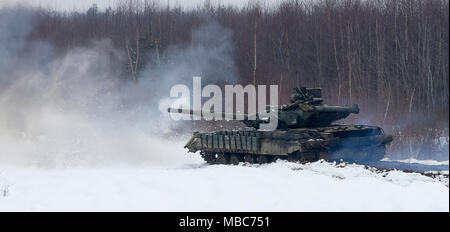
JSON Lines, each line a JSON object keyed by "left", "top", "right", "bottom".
{"left": 256, "top": 155, "right": 268, "bottom": 164}
{"left": 243, "top": 154, "right": 255, "bottom": 164}
{"left": 215, "top": 153, "right": 228, "bottom": 165}
{"left": 229, "top": 154, "right": 241, "bottom": 165}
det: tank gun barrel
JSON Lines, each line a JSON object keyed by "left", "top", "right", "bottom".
{"left": 167, "top": 107, "right": 268, "bottom": 122}
{"left": 312, "top": 104, "right": 359, "bottom": 114}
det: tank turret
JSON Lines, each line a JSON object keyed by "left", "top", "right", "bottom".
{"left": 278, "top": 87, "right": 359, "bottom": 128}
{"left": 168, "top": 87, "right": 360, "bottom": 129}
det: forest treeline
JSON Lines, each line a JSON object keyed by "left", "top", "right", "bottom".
{"left": 25, "top": 0, "right": 450, "bottom": 158}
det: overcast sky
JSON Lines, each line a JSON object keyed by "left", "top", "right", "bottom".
{"left": 0, "top": 0, "right": 284, "bottom": 11}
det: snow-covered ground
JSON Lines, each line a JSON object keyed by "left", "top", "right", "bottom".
{"left": 0, "top": 160, "right": 448, "bottom": 212}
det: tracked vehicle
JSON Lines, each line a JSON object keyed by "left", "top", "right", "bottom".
{"left": 168, "top": 87, "right": 393, "bottom": 164}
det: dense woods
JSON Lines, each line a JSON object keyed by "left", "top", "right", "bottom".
{"left": 20, "top": 0, "right": 450, "bottom": 159}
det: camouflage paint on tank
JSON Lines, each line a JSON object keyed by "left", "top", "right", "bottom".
{"left": 169, "top": 87, "right": 393, "bottom": 164}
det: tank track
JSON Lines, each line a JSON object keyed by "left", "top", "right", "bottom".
{"left": 200, "top": 145, "right": 386, "bottom": 165}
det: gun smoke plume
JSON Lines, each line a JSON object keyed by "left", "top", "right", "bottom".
{"left": 0, "top": 6, "right": 236, "bottom": 167}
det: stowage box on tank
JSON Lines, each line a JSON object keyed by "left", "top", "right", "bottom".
{"left": 168, "top": 87, "right": 393, "bottom": 165}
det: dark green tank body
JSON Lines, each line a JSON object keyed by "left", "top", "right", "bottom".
{"left": 169, "top": 87, "right": 393, "bottom": 164}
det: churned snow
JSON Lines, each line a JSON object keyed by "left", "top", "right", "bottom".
{"left": 0, "top": 160, "right": 448, "bottom": 212}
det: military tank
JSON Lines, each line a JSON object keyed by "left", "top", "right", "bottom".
{"left": 168, "top": 87, "right": 393, "bottom": 165}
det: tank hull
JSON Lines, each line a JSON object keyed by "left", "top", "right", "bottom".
{"left": 184, "top": 125, "right": 393, "bottom": 164}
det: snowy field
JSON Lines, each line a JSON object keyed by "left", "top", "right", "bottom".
{"left": 0, "top": 160, "right": 448, "bottom": 212}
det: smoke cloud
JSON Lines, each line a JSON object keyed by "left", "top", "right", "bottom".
{"left": 0, "top": 7, "right": 236, "bottom": 167}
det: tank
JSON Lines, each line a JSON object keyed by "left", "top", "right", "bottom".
{"left": 168, "top": 87, "right": 393, "bottom": 164}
